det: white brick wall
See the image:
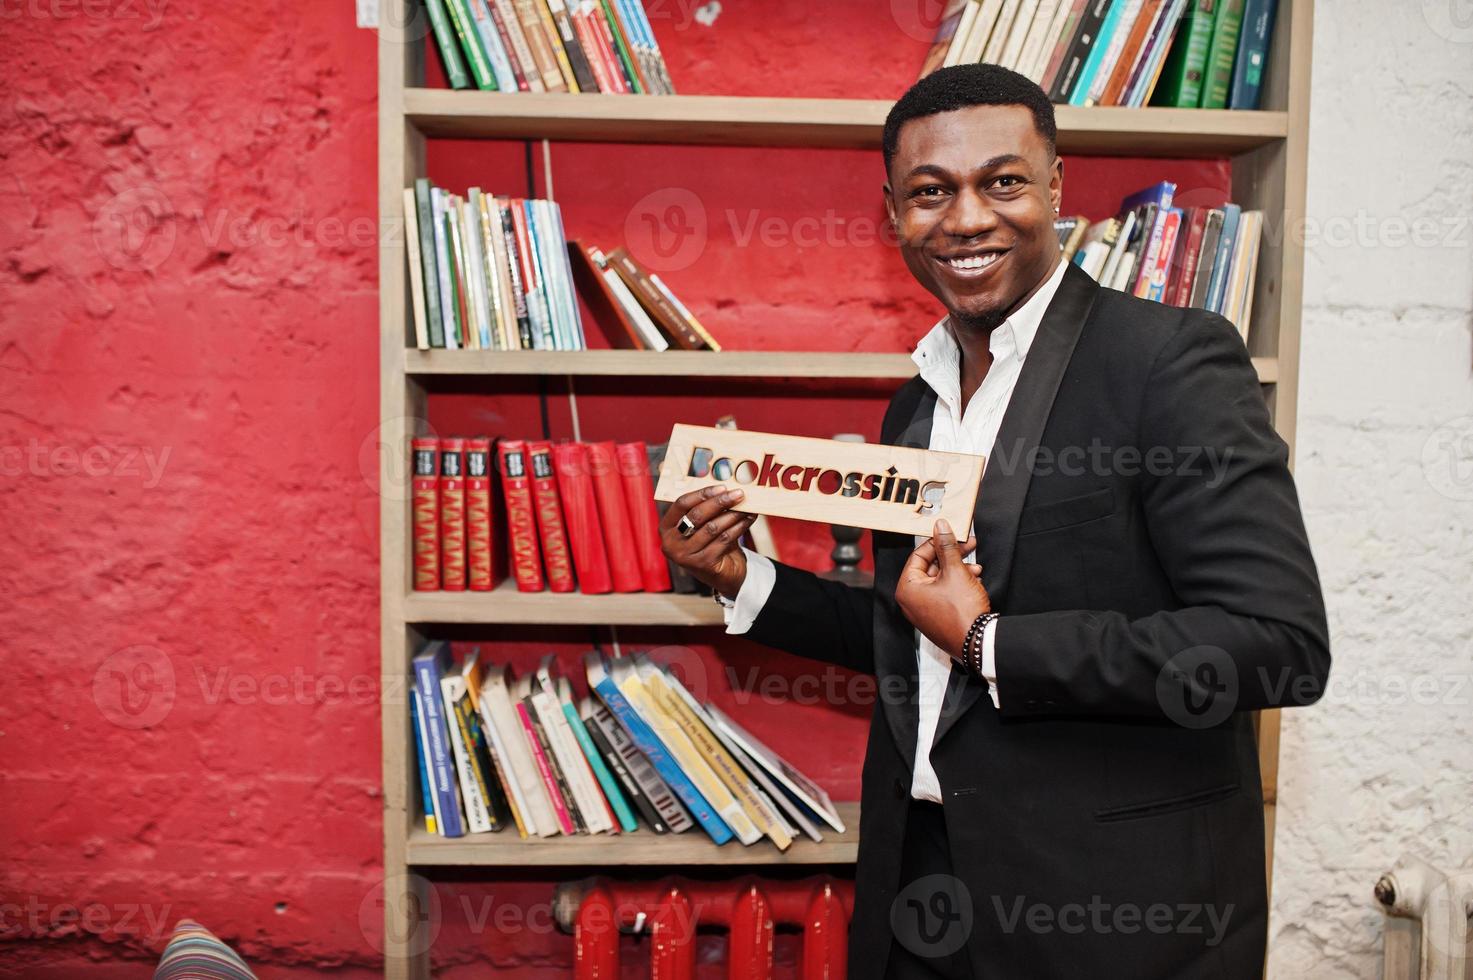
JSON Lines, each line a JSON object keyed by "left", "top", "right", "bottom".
{"left": 1267, "top": 1, "right": 1473, "bottom": 975}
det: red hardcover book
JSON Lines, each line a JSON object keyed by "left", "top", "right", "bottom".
{"left": 584, "top": 441, "right": 644, "bottom": 593}
{"left": 411, "top": 436, "right": 440, "bottom": 591}
{"left": 1168, "top": 207, "right": 1210, "bottom": 307}
{"left": 440, "top": 438, "right": 467, "bottom": 591}
{"left": 550, "top": 442, "right": 613, "bottom": 594}
{"left": 614, "top": 441, "right": 672, "bottom": 593}
{"left": 526, "top": 440, "right": 576, "bottom": 593}
{"left": 497, "top": 440, "right": 545, "bottom": 592}
{"left": 466, "top": 437, "right": 495, "bottom": 591}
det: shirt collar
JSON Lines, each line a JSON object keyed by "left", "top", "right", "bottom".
{"left": 910, "top": 259, "right": 1069, "bottom": 394}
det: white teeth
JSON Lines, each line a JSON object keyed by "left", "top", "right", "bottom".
{"left": 945, "top": 253, "right": 1000, "bottom": 271}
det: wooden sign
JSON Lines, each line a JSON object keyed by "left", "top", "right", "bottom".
{"left": 654, "top": 424, "right": 984, "bottom": 536}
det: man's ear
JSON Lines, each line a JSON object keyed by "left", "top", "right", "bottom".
{"left": 1049, "top": 157, "right": 1064, "bottom": 214}
{"left": 883, "top": 184, "right": 897, "bottom": 227}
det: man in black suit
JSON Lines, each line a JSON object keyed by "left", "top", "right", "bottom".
{"left": 660, "top": 64, "right": 1328, "bottom": 980}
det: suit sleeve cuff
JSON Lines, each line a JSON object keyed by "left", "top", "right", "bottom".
{"left": 723, "top": 549, "right": 775, "bottom": 634}
{"left": 982, "top": 616, "right": 1001, "bottom": 709}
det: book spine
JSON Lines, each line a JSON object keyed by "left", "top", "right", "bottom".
{"left": 534, "top": 683, "right": 613, "bottom": 833}
{"left": 472, "top": 193, "right": 508, "bottom": 350}
{"left": 569, "top": 1, "right": 616, "bottom": 92}
{"left": 1099, "top": 0, "right": 1163, "bottom": 105}
{"left": 589, "top": 697, "right": 690, "bottom": 832}
{"left": 465, "top": 437, "right": 494, "bottom": 591}
{"left": 534, "top": 0, "right": 582, "bottom": 91}
{"left": 444, "top": 202, "right": 471, "bottom": 348}
{"left": 525, "top": 201, "right": 566, "bottom": 349}
{"left": 584, "top": 715, "right": 662, "bottom": 831}
{"left": 585, "top": 441, "right": 645, "bottom": 592}
{"left": 497, "top": 440, "right": 545, "bottom": 591}
{"left": 410, "top": 690, "right": 439, "bottom": 834}
{"left": 480, "top": 197, "right": 515, "bottom": 350}
{"left": 526, "top": 442, "right": 576, "bottom": 592}
{"left": 597, "top": 0, "right": 645, "bottom": 92}
{"left": 443, "top": 678, "right": 495, "bottom": 833}
{"left": 545, "top": 0, "right": 600, "bottom": 91}
{"left": 1169, "top": 208, "right": 1208, "bottom": 306}
{"left": 467, "top": 0, "right": 516, "bottom": 91}
{"left": 458, "top": 197, "right": 492, "bottom": 349}
{"left": 551, "top": 442, "right": 614, "bottom": 594}
{"left": 413, "top": 652, "right": 466, "bottom": 837}
{"left": 1039, "top": 0, "right": 1089, "bottom": 91}
{"left": 413, "top": 181, "right": 445, "bottom": 349}
{"left": 1199, "top": 0, "right": 1244, "bottom": 108}
{"left": 473, "top": 689, "right": 531, "bottom": 837}
{"left": 1083, "top": 0, "right": 1145, "bottom": 104}
{"left": 443, "top": 0, "right": 499, "bottom": 89}
{"left": 512, "top": 0, "right": 569, "bottom": 91}
{"left": 615, "top": 441, "right": 671, "bottom": 592}
{"left": 492, "top": 0, "right": 544, "bottom": 90}
{"left": 425, "top": 0, "right": 473, "bottom": 88}
{"left": 514, "top": 698, "right": 575, "bottom": 834}
{"left": 1050, "top": 0, "right": 1111, "bottom": 101}
{"left": 919, "top": 0, "right": 970, "bottom": 77}
{"left": 430, "top": 190, "right": 459, "bottom": 349}
{"left": 509, "top": 200, "right": 552, "bottom": 350}
{"left": 458, "top": 684, "right": 512, "bottom": 830}
{"left": 482, "top": 0, "right": 531, "bottom": 90}
{"left": 496, "top": 200, "right": 534, "bottom": 348}
{"left": 1124, "top": 0, "right": 1187, "bottom": 106}
{"left": 589, "top": 672, "right": 731, "bottom": 843}
{"left": 1151, "top": 0, "right": 1215, "bottom": 107}
{"left": 412, "top": 436, "right": 440, "bottom": 591}
{"left": 542, "top": 202, "right": 587, "bottom": 349}
{"left": 629, "top": 0, "right": 675, "bottom": 92}
{"left": 1188, "top": 210, "right": 1225, "bottom": 309}
{"left": 1227, "top": 0, "right": 1276, "bottom": 109}
{"left": 1145, "top": 208, "right": 1183, "bottom": 301}
{"left": 403, "top": 188, "right": 430, "bottom": 350}
{"left": 522, "top": 695, "right": 586, "bottom": 832}
{"left": 1205, "top": 203, "right": 1240, "bottom": 314}
{"left": 561, "top": 700, "right": 638, "bottom": 831}
{"left": 439, "top": 438, "right": 467, "bottom": 590}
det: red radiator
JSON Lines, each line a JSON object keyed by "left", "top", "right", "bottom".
{"left": 555, "top": 876, "right": 854, "bottom": 979}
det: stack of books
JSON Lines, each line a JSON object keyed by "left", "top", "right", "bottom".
{"left": 919, "top": 0, "right": 1279, "bottom": 110}
{"left": 426, "top": 0, "right": 675, "bottom": 94}
{"left": 411, "top": 645, "right": 846, "bottom": 849}
{"left": 1054, "top": 180, "right": 1264, "bottom": 341}
{"left": 403, "top": 181, "right": 584, "bottom": 351}
{"left": 411, "top": 437, "right": 709, "bottom": 595}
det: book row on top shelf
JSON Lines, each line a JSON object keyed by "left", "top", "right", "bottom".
{"left": 423, "top": 0, "right": 1281, "bottom": 112}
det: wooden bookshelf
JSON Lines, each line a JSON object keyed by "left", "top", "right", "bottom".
{"left": 407, "top": 802, "right": 861, "bottom": 867}
{"left": 404, "top": 348, "right": 1279, "bottom": 383}
{"left": 379, "top": 2, "right": 1312, "bottom": 974}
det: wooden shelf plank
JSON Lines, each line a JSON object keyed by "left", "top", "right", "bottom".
{"left": 407, "top": 803, "right": 860, "bottom": 866}
{"left": 403, "top": 89, "right": 1287, "bottom": 156}
{"left": 404, "top": 348, "right": 1279, "bottom": 384}
{"left": 404, "top": 580, "right": 725, "bottom": 626}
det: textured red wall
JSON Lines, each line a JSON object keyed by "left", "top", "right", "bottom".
{"left": 0, "top": 1, "right": 1230, "bottom": 976}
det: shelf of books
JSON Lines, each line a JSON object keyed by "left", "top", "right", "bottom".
{"left": 379, "top": 0, "right": 1312, "bottom": 973}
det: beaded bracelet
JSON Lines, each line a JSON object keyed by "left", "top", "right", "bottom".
{"left": 961, "top": 612, "right": 999, "bottom": 679}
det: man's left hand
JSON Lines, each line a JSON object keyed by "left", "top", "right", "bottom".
{"left": 895, "top": 518, "right": 992, "bottom": 660}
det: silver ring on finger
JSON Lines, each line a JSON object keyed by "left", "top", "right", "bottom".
{"left": 677, "top": 515, "right": 698, "bottom": 538}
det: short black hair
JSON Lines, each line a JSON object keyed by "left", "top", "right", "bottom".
{"left": 882, "top": 64, "right": 1058, "bottom": 178}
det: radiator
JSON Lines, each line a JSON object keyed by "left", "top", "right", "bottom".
{"left": 554, "top": 876, "right": 854, "bottom": 979}
{"left": 1377, "top": 854, "right": 1473, "bottom": 980}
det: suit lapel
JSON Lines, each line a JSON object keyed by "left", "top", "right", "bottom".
{"left": 932, "top": 263, "right": 1101, "bottom": 747}
{"left": 874, "top": 377, "right": 937, "bottom": 770}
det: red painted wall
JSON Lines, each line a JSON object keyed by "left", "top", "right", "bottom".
{"left": 0, "top": 1, "right": 1230, "bottom": 976}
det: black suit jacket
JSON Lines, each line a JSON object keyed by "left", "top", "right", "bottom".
{"left": 744, "top": 264, "right": 1329, "bottom": 980}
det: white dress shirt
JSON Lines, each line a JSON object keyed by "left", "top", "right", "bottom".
{"left": 724, "top": 259, "right": 1068, "bottom": 802}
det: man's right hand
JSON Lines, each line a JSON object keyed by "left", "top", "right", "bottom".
{"left": 659, "top": 485, "right": 758, "bottom": 600}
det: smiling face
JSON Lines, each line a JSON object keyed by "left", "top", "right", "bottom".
{"left": 884, "top": 104, "right": 1063, "bottom": 330}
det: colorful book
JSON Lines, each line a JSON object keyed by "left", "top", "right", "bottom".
{"left": 410, "top": 689, "right": 440, "bottom": 835}
{"left": 497, "top": 440, "right": 544, "bottom": 592}
{"left": 554, "top": 674, "right": 638, "bottom": 832}
{"left": 585, "top": 441, "right": 645, "bottom": 592}
{"left": 1150, "top": 0, "right": 1216, "bottom": 107}
{"left": 425, "top": 0, "right": 472, "bottom": 89}
{"left": 439, "top": 438, "right": 467, "bottom": 590}
{"left": 1228, "top": 0, "right": 1277, "bottom": 109}
{"left": 412, "top": 436, "right": 440, "bottom": 591}
{"left": 585, "top": 652, "right": 731, "bottom": 844}
{"left": 551, "top": 441, "right": 614, "bottom": 594}
{"left": 580, "top": 697, "right": 669, "bottom": 832}
{"left": 465, "top": 437, "right": 495, "bottom": 591}
{"left": 526, "top": 440, "right": 575, "bottom": 592}
{"left": 1199, "top": 0, "right": 1245, "bottom": 108}
{"left": 411, "top": 641, "right": 466, "bottom": 838}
